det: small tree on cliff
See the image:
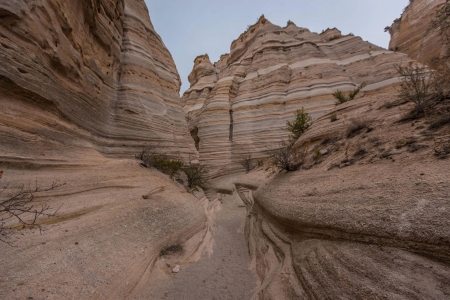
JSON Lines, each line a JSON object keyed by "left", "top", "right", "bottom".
{"left": 286, "top": 108, "right": 312, "bottom": 141}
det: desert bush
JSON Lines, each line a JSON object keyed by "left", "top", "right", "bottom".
{"left": 183, "top": 163, "right": 208, "bottom": 191}
{"left": 269, "top": 142, "right": 301, "bottom": 171}
{"left": 160, "top": 244, "right": 183, "bottom": 256}
{"left": 0, "top": 179, "right": 64, "bottom": 244}
{"left": 346, "top": 119, "right": 372, "bottom": 138}
{"left": 396, "top": 62, "right": 450, "bottom": 119}
{"left": 330, "top": 113, "right": 338, "bottom": 122}
{"left": 286, "top": 108, "right": 312, "bottom": 140}
{"left": 333, "top": 83, "right": 367, "bottom": 105}
{"left": 135, "top": 144, "right": 159, "bottom": 165}
{"left": 152, "top": 155, "right": 184, "bottom": 179}
{"left": 240, "top": 154, "right": 255, "bottom": 173}
{"left": 136, "top": 145, "right": 184, "bottom": 178}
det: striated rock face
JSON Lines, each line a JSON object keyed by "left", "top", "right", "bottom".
{"left": 233, "top": 88, "right": 450, "bottom": 299}
{"left": 182, "top": 16, "right": 412, "bottom": 178}
{"left": 0, "top": 0, "right": 196, "bottom": 167}
{"left": 389, "top": 0, "right": 447, "bottom": 63}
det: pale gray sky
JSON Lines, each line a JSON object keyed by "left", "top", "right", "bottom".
{"left": 145, "top": 0, "right": 409, "bottom": 94}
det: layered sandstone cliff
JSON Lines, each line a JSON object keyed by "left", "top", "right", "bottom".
{"left": 0, "top": 1, "right": 206, "bottom": 299}
{"left": 182, "top": 16, "right": 413, "bottom": 178}
{"left": 0, "top": 0, "right": 196, "bottom": 167}
{"left": 233, "top": 82, "right": 450, "bottom": 299}
{"left": 389, "top": 0, "right": 447, "bottom": 63}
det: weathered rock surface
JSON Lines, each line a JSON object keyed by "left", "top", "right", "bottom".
{"left": 0, "top": 1, "right": 205, "bottom": 299}
{"left": 0, "top": 0, "right": 196, "bottom": 166}
{"left": 182, "top": 16, "right": 413, "bottom": 178}
{"left": 234, "top": 90, "right": 450, "bottom": 299}
{"left": 389, "top": 0, "right": 447, "bottom": 63}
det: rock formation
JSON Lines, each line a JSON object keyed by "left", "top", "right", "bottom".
{"left": 233, "top": 81, "right": 450, "bottom": 299}
{"left": 182, "top": 16, "right": 413, "bottom": 178}
{"left": 0, "top": 1, "right": 204, "bottom": 299}
{"left": 0, "top": 0, "right": 197, "bottom": 166}
{"left": 389, "top": 0, "right": 447, "bottom": 63}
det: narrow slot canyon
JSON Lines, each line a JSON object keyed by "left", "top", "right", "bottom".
{"left": 147, "top": 191, "right": 257, "bottom": 300}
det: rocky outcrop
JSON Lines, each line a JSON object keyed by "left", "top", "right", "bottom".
{"left": 234, "top": 88, "right": 450, "bottom": 299}
{"left": 182, "top": 16, "right": 413, "bottom": 178}
{"left": 0, "top": 0, "right": 197, "bottom": 167}
{"left": 389, "top": 0, "right": 447, "bottom": 63}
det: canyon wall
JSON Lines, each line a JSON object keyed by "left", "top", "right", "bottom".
{"left": 0, "top": 0, "right": 197, "bottom": 167}
{"left": 182, "top": 16, "right": 412, "bottom": 178}
{"left": 389, "top": 0, "right": 447, "bottom": 63}
{"left": 0, "top": 1, "right": 207, "bottom": 299}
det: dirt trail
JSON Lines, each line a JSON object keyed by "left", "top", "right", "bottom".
{"left": 147, "top": 193, "right": 257, "bottom": 300}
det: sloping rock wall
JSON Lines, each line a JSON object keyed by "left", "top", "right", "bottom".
{"left": 389, "top": 0, "right": 447, "bottom": 63}
{"left": 0, "top": 0, "right": 196, "bottom": 167}
{"left": 182, "top": 16, "right": 412, "bottom": 178}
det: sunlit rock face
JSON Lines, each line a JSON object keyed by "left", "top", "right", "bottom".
{"left": 182, "top": 16, "right": 410, "bottom": 178}
{"left": 389, "top": 0, "right": 447, "bottom": 64}
{"left": 0, "top": 0, "right": 196, "bottom": 167}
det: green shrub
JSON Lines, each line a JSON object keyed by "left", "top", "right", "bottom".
{"left": 183, "top": 163, "right": 208, "bottom": 191}
{"left": 286, "top": 108, "right": 312, "bottom": 140}
{"left": 152, "top": 155, "right": 184, "bottom": 179}
{"left": 333, "top": 83, "right": 367, "bottom": 105}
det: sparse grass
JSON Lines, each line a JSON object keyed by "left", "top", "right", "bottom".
{"left": 429, "top": 113, "right": 450, "bottom": 130}
{"left": 346, "top": 119, "right": 372, "bottom": 138}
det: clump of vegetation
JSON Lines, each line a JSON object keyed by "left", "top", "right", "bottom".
{"left": 240, "top": 154, "right": 255, "bottom": 173}
{"left": 160, "top": 244, "right": 183, "bottom": 256}
{"left": 333, "top": 83, "right": 367, "bottom": 105}
{"left": 346, "top": 119, "right": 372, "bottom": 138}
{"left": 286, "top": 108, "right": 312, "bottom": 140}
{"left": 269, "top": 142, "right": 302, "bottom": 172}
{"left": 328, "top": 35, "right": 341, "bottom": 41}
{"left": 396, "top": 62, "right": 450, "bottom": 120}
{"left": 330, "top": 113, "right": 338, "bottom": 122}
{"left": 183, "top": 163, "right": 208, "bottom": 191}
{"left": 136, "top": 145, "right": 183, "bottom": 178}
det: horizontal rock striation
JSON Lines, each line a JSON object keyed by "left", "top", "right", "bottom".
{"left": 182, "top": 16, "right": 412, "bottom": 178}
{"left": 389, "top": 0, "right": 447, "bottom": 63}
{"left": 0, "top": 0, "right": 196, "bottom": 168}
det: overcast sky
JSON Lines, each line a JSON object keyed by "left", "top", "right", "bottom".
{"left": 145, "top": 0, "right": 409, "bottom": 94}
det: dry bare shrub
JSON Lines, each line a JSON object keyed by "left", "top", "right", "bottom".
{"left": 396, "top": 62, "right": 450, "bottom": 120}
{"left": 269, "top": 142, "right": 302, "bottom": 172}
{"left": 346, "top": 119, "right": 372, "bottom": 138}
{"left": 0, "top": 179, "right": 64, "bottom": 245}
{"left": 182, "top": 163, "right": 208, "bottom": 191}
{"left": 240, "top": 154, "right": 255, "bottom": 173}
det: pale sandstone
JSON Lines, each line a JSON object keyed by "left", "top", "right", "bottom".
{"left": 0, "top": 1, "right": 204, "bottom": 299}
{"left": 389, "top": 0, "right": 447, "bottom": 63}
{"left": 182, "top": 16, "right": 414, "bottom": 178}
